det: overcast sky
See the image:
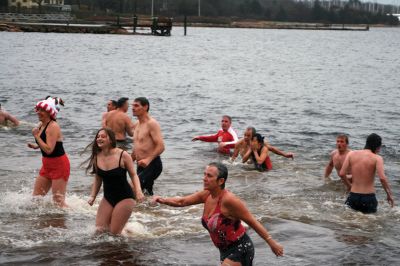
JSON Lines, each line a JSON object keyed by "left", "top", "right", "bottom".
{"left": 361, "top": 0, "right": 400, "bottom": 4}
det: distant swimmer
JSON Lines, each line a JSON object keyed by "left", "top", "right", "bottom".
{"left": 325, "top": 134, "right": 351, "bottom": 180}
{"left": 0, "top": 104, "right": 19, "bottom": 126}
{"left": 103, "top": 97, "right": 134, "bottom": 149}
{"left": 242, "top": 133, "right": 273, "bottom": 171}
{"left": 339, "top": 133, "right": 394, "bottom": 214}
{"left": 101, "top": 99, "right": 117, "bottom": 127}
{"left": 84, "top": 128, "right": 144, "bottom": 235}
{"left": 27, "top": 96, "right": 69, "bottom": 208}
{"left": 153, "top": 162, "right": 284, "bottom": 264}
{"left": 132, "top": 97, "right": 165, "bottom": 196}
{"left": 192, "top": 115, "right": 239, "bottom": 155}
{"left": 230, "top": 127, "right": 294, "bottom": 163}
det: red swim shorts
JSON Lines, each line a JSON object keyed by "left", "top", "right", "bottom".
{"left": 39, "top": 154, "right": 70, "bottom": 181}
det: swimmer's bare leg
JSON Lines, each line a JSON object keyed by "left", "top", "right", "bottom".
{"left": 33, "top": 175, "right": 51, "bottom": 196}
{"left": 51, "top": 178, "right": 68, "bottom": 208}
{"left": 95, "top": 198, "right": 113, "bottom": 234}
{"left": 109, "top": 198, "right": 135, "bottom": 235}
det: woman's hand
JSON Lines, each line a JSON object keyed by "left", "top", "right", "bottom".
{"left": 267, "top": 238, "right": 284, "bottom": 257}
{"left": 88, "top": 196, "right": 95, "bottom": 206}
{"left": 135, "top": 189, "right": 145, "bottom": 203}
{"left": 32, "top": 127, "right": 40, "bottom": 138}
{"left": 27, "top": 143, "right": 39, "bottom": 149}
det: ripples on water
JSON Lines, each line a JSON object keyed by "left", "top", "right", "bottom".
{"left": 0, "top": 27, "right": 399, "bottom": 265}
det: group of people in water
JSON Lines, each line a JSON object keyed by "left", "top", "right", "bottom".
{"left": 1, "top": 95, "right": 395, "bottom": 265}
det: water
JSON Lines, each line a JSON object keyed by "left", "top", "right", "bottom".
{"left": 0, "top": 27, "right": 399, "bottom": 265}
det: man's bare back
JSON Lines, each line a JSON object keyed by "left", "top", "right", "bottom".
{"left": 339, "top": 133, "right": 394, "bottom": 213}
{"left": 104, "top": 110, "right": 133, "bottom": 141}
{"left": 341, "top": 150, "right": 379, "bottom": 194}
{"left": 0, "top": 109, "right": 19, "bottom": 127}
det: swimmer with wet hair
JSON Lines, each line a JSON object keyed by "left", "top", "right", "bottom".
{"left": 339, "top": 133, "right": 394, "bottom": 213}
{"left": 230, "top": 127, "right": 294, "bottom": 163}
{"left": 102, "top": 97, "right": 134, "bottom": 149}
{"left": 325, "top": 134, "right": 351, "bottom": 182}
{"left": 242, "top": 133, "right": 273, "bottom": 171}
{"left": 153, "top": 162, "right": 283, "bottom": 265}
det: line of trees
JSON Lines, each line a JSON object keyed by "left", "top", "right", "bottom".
{"left": 2, "top": 0, "right": 398, "bottom": 25}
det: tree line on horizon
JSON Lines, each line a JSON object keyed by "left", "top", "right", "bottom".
{"left": 1, "top": 0, "right": 398, "bottom": 25}
{"left": 65, "top": 0, "right": 398, "bottom": 25}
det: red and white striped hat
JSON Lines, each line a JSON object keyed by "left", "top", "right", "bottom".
{"left": 35, "top": 97, "right": 61, "bottom": 120}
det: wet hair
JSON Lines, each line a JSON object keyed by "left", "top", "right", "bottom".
{"left": 364, "top": 133, "right": 382, "bottom": 153}
{"left": 117, "top": 97, "right": 129, "bottom": 108}
{"left": 253, "top": 133, "right": 264, "bottom": 144}
{"left": 337, "top": 134, "right": 349, "bottom": 144}
{"left": 134, "top": 97, "right": 150, "bottom": 112}
{"left": 222, "top": 115, "right": 232, "bottom": 122}
{"left": 246, "top": 126, "right": 256, "bottom": 138}
{"left": 82, "top": 128, "right": 117, "bottom": 174}
{"left": 110, "top": 100, "right": 117, "bottom": 107}
{"left": 208, "top": 162, "right": 228, "bottom": 189}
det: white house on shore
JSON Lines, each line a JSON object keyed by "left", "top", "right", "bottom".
{"left": 8, "top": 0, "right": 65, "bottom": 9}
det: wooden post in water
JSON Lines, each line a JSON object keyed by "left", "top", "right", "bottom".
{"left": 133, "top": 15, "right": 138, "bottom": 34}
{"left": 184, "top": 15, "right": 187, "bottom": 36}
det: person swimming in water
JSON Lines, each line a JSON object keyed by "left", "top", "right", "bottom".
{"left": 27, "top": 96, "right": 69, "bottom": 207}
{"left": 84, "top": 128, "right": 144, "bottom": 235}
{"left": 242, "top": 133, "right": 273, "bottom": 171}
{"left": 153, "top": 162, "right": 283, "bottom": 265}
{"left": 339, "top": 133, "right": 394, "bottom": 214}
{"left": 230, "top": 127, "right": 294, "bottom": 163}
{"left": 101, "top": 99, "right": 117, "bottom": 127}
{"left": 324, "top": 134, "right": 352, "bottom": 182}
{"left": 0, "top": 104, "right": 19, "bottom": 127}
{"left": 192, "top": 115, "right": 239, "bottom": 155}
{"left": 103, "top": 97, "right": 135, "bottom": 150}
{"left": 131, "top": 97, "right": 165, "bottom": 196}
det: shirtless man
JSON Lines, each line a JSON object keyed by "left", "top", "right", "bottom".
{"left": 339, "top": 133, "right": 394, "bottom": 214}
{"left": 101, "top": 100, "right": 117, "bottom": 127}
{"left": 132, "top": 97, "right": 165, "bottom": 195}
{"left": 324, "top": 134, "right": 351, "bottom": 180}
{"left": 192, "top": 115, "right": 239, "bottom": 155}
{"left": 0, "top": 104, "right": 19, "bottom": 126}
{"left": 230, "top": 127, "right": 294, "bottom": 162}
{"left": 103, "top": 97, "right": 134, "bottom": 149}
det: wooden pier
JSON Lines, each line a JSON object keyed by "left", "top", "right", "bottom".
{"left": 0, "top": 14, "right": 173, "bottom": 36}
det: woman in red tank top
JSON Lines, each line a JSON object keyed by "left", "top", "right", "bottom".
{"left": 153, "top": 162, "right": 283, "bottom": 265}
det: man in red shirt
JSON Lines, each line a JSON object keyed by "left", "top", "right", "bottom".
{"left": 192, "top": 115, "right": 239, "bottom": 154}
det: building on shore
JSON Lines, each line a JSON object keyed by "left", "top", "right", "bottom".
{"left": 7, "top": 0, "right": 68, "bottom": 11}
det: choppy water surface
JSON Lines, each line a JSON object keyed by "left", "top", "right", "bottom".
{"left": 0, "top": 27, "right": 399, "bottom": 265}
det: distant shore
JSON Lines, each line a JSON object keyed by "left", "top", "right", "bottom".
{"left": 0, "top": 16, "right": 397, "bottom": 34}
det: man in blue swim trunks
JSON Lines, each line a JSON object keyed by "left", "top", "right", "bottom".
{"left": 339, "top": 133, "right": 394, "bottom": 213}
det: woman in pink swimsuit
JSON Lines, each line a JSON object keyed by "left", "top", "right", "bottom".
{"left": 153, "top": 162, "right": 283, "bottom": 265}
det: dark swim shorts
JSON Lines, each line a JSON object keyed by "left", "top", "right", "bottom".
{"left": 345, "top": 192, "right": 378, "bottom": 214}
{"left": 219, "top": 233, "right": 255, "bottom": 266}
{"left": 137, "top": 156, "right": 162, "bottom": 195}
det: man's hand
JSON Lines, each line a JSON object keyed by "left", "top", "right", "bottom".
{"left": 218, "top": 142, "right": 227, "bottom": 149}
{"left": 138, "top": 158, "right": 151, "bottom": 168}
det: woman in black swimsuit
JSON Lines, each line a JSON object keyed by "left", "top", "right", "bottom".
{"left": 85, "top": 128, "right": 144, "bottom": 235}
